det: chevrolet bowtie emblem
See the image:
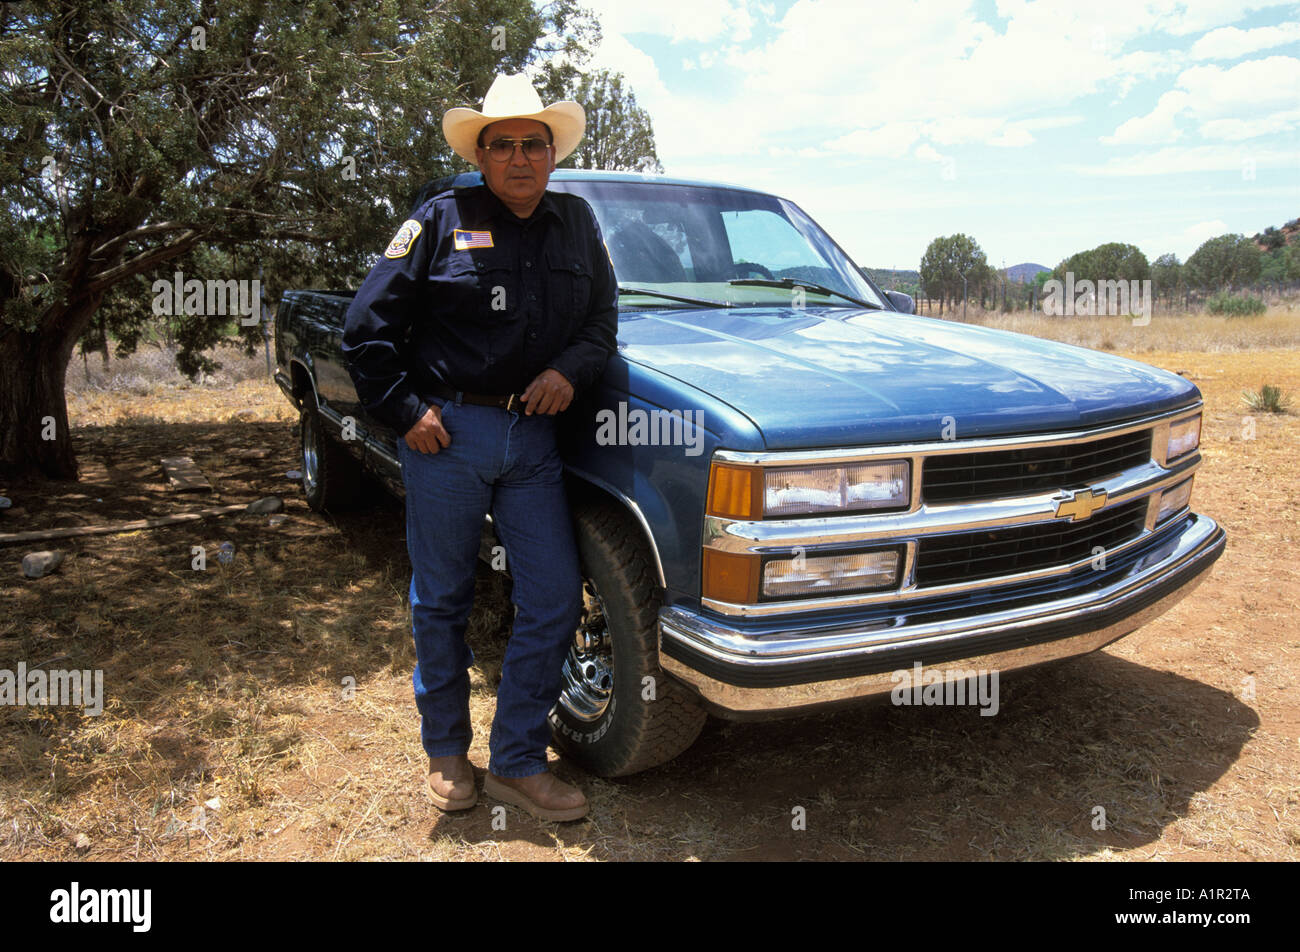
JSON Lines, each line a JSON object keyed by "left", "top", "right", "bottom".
{"left": 1054, "top": 487, "right": 1108, "bottom": 522}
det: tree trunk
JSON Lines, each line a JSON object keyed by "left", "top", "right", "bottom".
{"left": 0, "top": 295, "right": 102, "bottom": 480}
{"left": 99, "top": 310, "right": 109, "bottom": 365}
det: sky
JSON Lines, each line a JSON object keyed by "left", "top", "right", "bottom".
{"left": 559, "top": 0, "right": 1300, "bottom": 272}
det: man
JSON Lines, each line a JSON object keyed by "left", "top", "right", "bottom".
{"left": 341, "top": 73, "right": 617, "bottom": 822}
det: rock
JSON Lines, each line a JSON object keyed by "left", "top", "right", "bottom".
{"left": 246, "top": 495, "right": 284, "bottom": 514}
{"left": 0, "top": 496, "right": 10, "bottom": 509}
{"left": 217, "top": 542, "right": 235, "bottom": 565}
{"left": 204, "top": 797, "right": 222, "bottom": 811}
{"left": 21, "top": 550, "right": 64, "bottom": 579}
{"left": 285, "top": 470, "right": 302, "bottom": 480}
{"left": 234, "top": 448, "right": 270, "bottom": 461}
{"left": 73, "top": 833, "right": 91, "bottom": 852}
{"left": 267, "top": 514, "right": 287, "bottom": 527}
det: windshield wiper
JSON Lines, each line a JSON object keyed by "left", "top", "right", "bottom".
{"left": 727, "top": 278, "right": 882, "bottom": 310}
{"left": 618, "top": 286, "right": 733, "bottom": 308}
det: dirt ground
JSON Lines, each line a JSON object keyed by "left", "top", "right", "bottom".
{"left": 1, "top": 345, "right": 1296, "bottom": 861}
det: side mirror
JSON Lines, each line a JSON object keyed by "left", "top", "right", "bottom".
{"left": 885, "top": 290, "right": 915, "bottom": 314}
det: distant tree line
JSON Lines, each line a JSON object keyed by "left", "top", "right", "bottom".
{"left": 914, "top": 228, "right": 1300, "bottom": 317}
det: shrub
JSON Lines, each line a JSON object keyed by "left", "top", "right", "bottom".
{"left": 1206, "top": 292, "right": 1266, "bottom": 316}
{"left": 1241, "top": 384, "right": 1290, "bottom": 414}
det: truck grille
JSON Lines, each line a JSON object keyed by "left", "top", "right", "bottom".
{"left": 921, "top": 430, "right": 1152, "bottom": 503}
{"left": 914, "top": 499, "right": 1148, "bottom": 588}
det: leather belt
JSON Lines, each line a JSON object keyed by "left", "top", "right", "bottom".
{"left": 427, "top": 379, "right": 525, "bottom": 412}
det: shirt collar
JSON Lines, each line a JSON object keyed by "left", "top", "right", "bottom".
{"left": 482, "top": 185, "right": 562, "bottom": 225}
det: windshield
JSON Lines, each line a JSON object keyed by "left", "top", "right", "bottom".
{"left": 547, "top": 179, "right": 885, "bottom": 310}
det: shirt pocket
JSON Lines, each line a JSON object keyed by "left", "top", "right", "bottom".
{"left": 439, "top": 249, "right": 510, "bottom": 311}
{"left": 545, "top": 248, "right": 593, "bottom": 319}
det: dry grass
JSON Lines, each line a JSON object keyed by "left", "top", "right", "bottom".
{"left": 1, "top": 336, "right": 1296, "bottom": 861}
{"left": 930, "top": 304, "right": 1300, "bottom": 354}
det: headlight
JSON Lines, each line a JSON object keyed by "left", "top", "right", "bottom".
{"left": 1167, "top": 415, "right": 1201, "bottom": 462}
{"left": 763, "top": 461, "right": 910, "bottom": 516}
{"left": 762, "top": 549, "right": 900, "bottom": 598}
{"left": 1157, "top": 477, "right": 1193, "bottom": 523}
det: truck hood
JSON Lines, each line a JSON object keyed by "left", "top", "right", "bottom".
{"left": 616, "top": 307, "right": 1199, "bottom": 448}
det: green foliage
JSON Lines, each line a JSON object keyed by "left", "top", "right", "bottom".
{"left": 1205, "top": 291, "right": 1266, "bottom": 316}
{"left": 1241, "top": 383, "right": 1289, "bottom": 414}
{"left": 1, "top": 0, "right": 599, "bottom": 375}
{"left": 1052, "top": 242, "right": 1150, "bottom": 284}
{"left": 1151, "top": 252, "right": 1183, "bottom": 298}
{"left": 1255, "top": 226, "right": 1287, "bottom": 251}
{"left": 1186, "top": 234, "right": 1262, "bottom": 289}
{"left": 919, "top": 234, "right": 990, "bottom": 308}
{"left": 559, "top": 69, "right": 662, "bottom": 172}
{"left": 1259, "top": 244, "right": 1300, "bottom": 282}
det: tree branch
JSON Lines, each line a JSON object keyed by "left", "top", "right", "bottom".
{"left": 89, "top": 222, "right": 194, "bottom": 262}
{"left": 84, "top": 230, "right": 203, "bottom": 295}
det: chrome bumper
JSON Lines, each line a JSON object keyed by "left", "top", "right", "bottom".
{"left": 659, "top": 513, "right": 1224, "bottom": 718}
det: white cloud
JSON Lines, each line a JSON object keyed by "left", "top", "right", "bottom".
{"left": 580, "top": 0, "right": 753, "bottom": 43}
{"left": 1191, "top": 22, "right": 1300, "bottom": 59}
{"left": 1103, "top": 90, "right": 1190, "bottom": 144}
{"left": 1146, "top": 0, "right": 1297, "bottom": 36}
{"left": 914, "top": 143, "right": 950, "bottom": 164}
{"left": 1200, "top": 110, "right": 1300, "bottom": 140}
{"left": 1144, "top": 219, "right": 1232, "bottom": 259}
{"left": 1102, "top": 55, "right": 1300, "bottom": 143}
{"left": 988, "top": 126, "right": 1035, "bottom": 147}
{"left": 1068, "top": 144, "right": 1293, "bottom": 176}
{"left": 822, "top": 123, "right": 922, "bottom": 159}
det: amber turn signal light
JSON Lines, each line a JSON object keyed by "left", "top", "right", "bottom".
{"left": 707, "top": 462, "right": 762, "bottom": 520}
{"left": 702, "top": 549, "right": 761, "bottom": 604}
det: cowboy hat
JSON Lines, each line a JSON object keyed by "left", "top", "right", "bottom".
{"left": 442, "top": 73, "right": 585, "bottom": 164}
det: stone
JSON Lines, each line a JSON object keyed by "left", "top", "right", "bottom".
{"left": 21, "top": 550, "right": 65, "bottom": 579}
{"left": 246, "top": 495, "right": 284, "bottom": 514}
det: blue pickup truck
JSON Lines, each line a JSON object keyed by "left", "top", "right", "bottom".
{"left": 273, "top": 169, "right": 1225, "bottom": 777}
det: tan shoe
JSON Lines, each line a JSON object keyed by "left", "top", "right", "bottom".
{"left": 426, "top": 754, "right": 477, "bottom": 812}
{"left": 484, "top": 769, "right": 589, "bottom": 822}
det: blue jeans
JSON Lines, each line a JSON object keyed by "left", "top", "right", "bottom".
{"left": 397, "top": 396, "right": 583, "bottom": 778}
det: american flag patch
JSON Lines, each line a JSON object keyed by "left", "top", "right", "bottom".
{"left": 453, "top": 229, "right": 494, "bottom": 250}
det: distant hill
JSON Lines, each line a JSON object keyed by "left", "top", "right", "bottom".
{"left": 1253, "top": 217, "right": 1299, "bottom": 252}
{"left": 1006, "top": 262, "right": 1049, "bottom": 283}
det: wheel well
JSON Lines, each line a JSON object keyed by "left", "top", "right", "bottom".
{"left": 565, "top": 476, "right": 667, "bottom": 590}
{"left": 289, "top": 361, "right": 314, "bottom": 406}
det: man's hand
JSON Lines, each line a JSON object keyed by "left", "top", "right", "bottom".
{"left": 403, "top": 405, "right": 452, "bottom": 454}
{"left": 520, "top": 368, "right": 574, "bottom": 415}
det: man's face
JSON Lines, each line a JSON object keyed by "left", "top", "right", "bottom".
{"left": 475, "top": 118, "right": 555, "bottom": 210}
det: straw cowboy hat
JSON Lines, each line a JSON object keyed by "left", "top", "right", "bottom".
{"left": 442, "top": 73, "right": 585, "bottom": 164}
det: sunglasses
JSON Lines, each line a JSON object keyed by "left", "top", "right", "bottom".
{"left": 483, "top": 136, "right": 553, "bottom": 162}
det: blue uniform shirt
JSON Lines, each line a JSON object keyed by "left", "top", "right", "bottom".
{"left": 341, "top": 182, "right": 618, "bottom": 436}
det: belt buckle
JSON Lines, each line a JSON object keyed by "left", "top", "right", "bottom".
{"left": 505, "top": 393, "right": 519, "bottom": 412}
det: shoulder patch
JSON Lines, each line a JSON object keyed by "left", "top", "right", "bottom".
{"left": 384, "top": 219, "right": 422, "bottom": 259}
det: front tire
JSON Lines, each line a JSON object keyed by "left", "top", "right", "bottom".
{"left": 299, "top": 389, "right": 364, "bottom": 512}
{"left": 549, "top": 500, "right": 707, "bottom": 777}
